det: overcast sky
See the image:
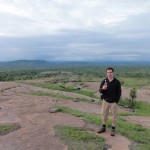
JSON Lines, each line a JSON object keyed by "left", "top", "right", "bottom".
{"left": 0, "top": 0, "right": 150, "bottom": 62}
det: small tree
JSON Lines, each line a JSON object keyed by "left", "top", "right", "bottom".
{"left": 130, "top": 88, "right": 137, "bottom": 109}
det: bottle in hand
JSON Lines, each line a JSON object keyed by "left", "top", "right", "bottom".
{"left": 103, "top": 79, "right": 107, "bottom": 90}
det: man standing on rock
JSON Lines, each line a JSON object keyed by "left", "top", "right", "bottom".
{"left": 97, "top": 67, "right": 121, "bottom": 136}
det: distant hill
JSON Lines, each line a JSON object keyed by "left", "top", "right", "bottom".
{"left": 0, "top": 60, "right": 150, "bottom": 71}
{"left": 0, "top": 60, "right": 54, "bottom": 71}
{"left": 1, "top": 60, "right": 49, "bottom": 66}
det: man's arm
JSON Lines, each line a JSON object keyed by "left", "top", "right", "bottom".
{"left": 99, "top": 80, "right": 105, "bottom": 94}
{"left": 116, "top": 81, "right": 121, "bottom": 103}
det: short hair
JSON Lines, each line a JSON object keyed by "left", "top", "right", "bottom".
{"left": 106, "top": 67, "right": 114, "bottom": 72}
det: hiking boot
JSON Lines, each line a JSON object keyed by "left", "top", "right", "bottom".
{"left": 110, "top": 129, "right": 115, "bottom": 136}
{"left": 97, "top": 127, "right": 106, "bottom": 134}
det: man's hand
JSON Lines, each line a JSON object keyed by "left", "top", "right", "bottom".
{"left": 102, "top": 84, "right": 107, "bottom": 90}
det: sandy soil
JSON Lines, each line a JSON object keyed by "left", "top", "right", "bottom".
{"left": 0, "top": 81, "right": 149, "bottom": 150}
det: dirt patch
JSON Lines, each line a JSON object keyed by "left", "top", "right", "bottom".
{"left": 0, "top": 94, "right": 84, "bottom": 150}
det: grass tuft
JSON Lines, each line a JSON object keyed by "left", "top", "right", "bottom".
{"left": 0, "top": 124, "right": 21, "bottom": 135}
{"left": 119, "top": 99, "right": 150, "bottom": 116}
{"left": 54, "top": 125, "right": 106, "bottom": 150}
{"left": 24, "top": 91, "right": 98, "bottom": 104}
{"left": 24, "top": 82, "right": 97, "bottom": 98}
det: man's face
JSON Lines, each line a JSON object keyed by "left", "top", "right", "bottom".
{"left": 106, "top": 69, "right": 114, "bottom": 78}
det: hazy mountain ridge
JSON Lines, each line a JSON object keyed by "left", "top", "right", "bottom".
{"left": 0, "top": 60, "right": 150, "bottom": 70}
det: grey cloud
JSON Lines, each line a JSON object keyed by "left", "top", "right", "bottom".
{"left": 0, "top": 26, "right": 150, "bottom": 62}
{"left": 0, "top": 0, "right": 150, "bottom": 62}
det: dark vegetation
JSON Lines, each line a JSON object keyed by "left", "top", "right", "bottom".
{"left": 0, "top": 60, "right": 150, "bottom": 85}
